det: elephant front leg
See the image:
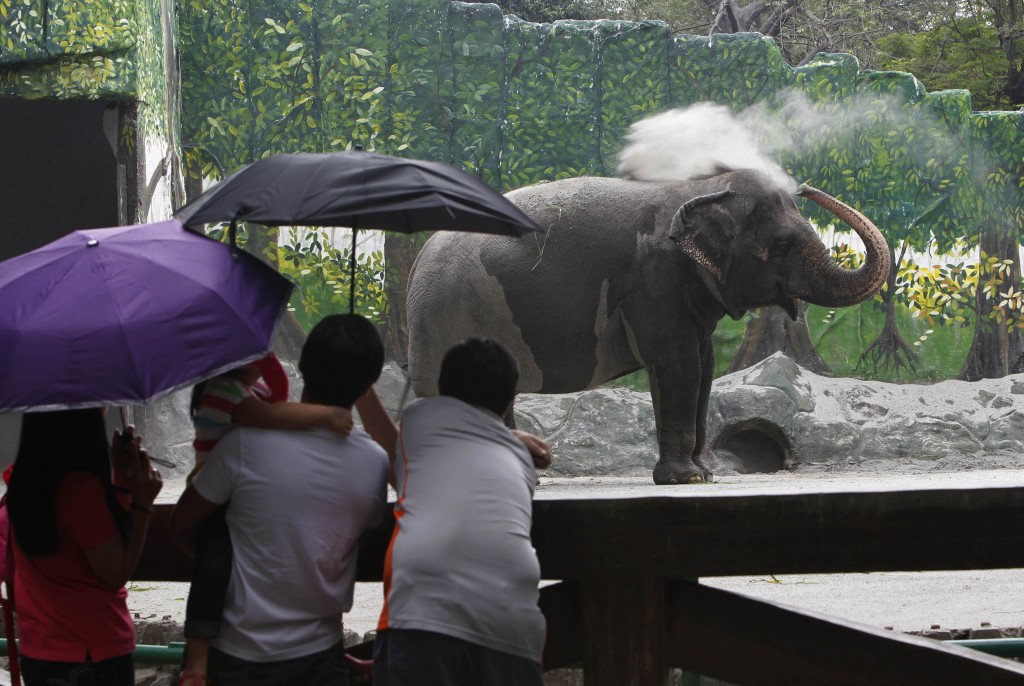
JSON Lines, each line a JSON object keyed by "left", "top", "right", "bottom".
{"left": 647, "top": 362, "right": 707, "bottom": 485}
{"left": 689, "top": 339, "right": 716, "bottom": 482}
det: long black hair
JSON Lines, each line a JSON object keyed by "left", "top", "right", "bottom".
{"left": 190, "top": 380, "right": 209, "bottom": 419}
{"left": 7, "top": 409, "right": 131, "bottom": 557}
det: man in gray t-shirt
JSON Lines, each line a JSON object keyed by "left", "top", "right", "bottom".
{"left": 374, "top": 338, "right": 548, "bottom": 686}
{"left": 171, "top": 314, "right": 390, "bottom": 686}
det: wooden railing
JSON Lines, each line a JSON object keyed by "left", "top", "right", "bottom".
{"left": 137, "top": 484, "right": 1024, "bottom": 685}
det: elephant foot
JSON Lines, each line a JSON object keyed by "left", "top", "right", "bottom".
{"left": 692, "top": 453, "right": 715, "bottom": 483}
{"left": 653, "top": 460, "right": 707, "bottom": 485}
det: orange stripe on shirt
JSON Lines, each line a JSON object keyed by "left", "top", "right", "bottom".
{"left": 377, "top": 424, "right": 412, "bottom": 631}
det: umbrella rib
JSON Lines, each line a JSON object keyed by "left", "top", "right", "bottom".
{"left": 5, "top": 253, "right": 79, "bottom": 332}
{"left": 137, "top": 248, "right": 278, "bottom": 349}
{"left": 96, "top": 246, "right": 151, "bottom": 400}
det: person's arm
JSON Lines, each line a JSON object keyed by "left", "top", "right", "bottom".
{"left": 83, "top": 445, "right": 163, "bottom": 590}
{"left": 252, "top": 353, "right": 289, "bottom": 402}
{"left": 355, "top": 386, "right": 398, "bottom": 479}
{"left": 233, "top": 397, "right": 353, "bottom": 437}
{"left": 511, "top": 429, "right": 552, "bottom": 470}
{"left": 168, "top": 484, "right": 221, "bottom": 556}
{"left": 169, "top": 433, "right": 238, "bottom": 554}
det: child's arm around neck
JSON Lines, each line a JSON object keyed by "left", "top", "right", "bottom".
{"left": 233, "top": 396, "right": 353, "bottom": 436}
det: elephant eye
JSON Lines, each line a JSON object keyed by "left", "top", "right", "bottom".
{"left": 770, "top": 238, "right": 792, "bottom": 257}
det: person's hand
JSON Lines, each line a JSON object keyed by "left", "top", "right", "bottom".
{"left": 511, "top": 429, "right": 552, "bottom": 470}
{"left": 111, "top": 427, "right": 163, "bottom": 507}
{"left": 131, "top": 448, "right": 163, "bottom": 509}
{"left": 325, "top": 407, "right": 354, "bottom": 437}
{"left": 110, "top": 426, "right": 141, "bottom": 485}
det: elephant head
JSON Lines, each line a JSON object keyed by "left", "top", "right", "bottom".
{"left": 668, "top": 172, "right": 890, "bottom": 320}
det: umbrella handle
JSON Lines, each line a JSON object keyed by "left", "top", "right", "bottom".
{"left": 349, "top": 225, "right": 357, "bottom": 314}
{"left": 116, "top": 406, "right": 176, "bottom": 469}
{"left": 229, "top": 220, "right": 239, "bottom": 260}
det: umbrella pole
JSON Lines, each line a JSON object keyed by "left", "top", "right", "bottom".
{"left": 349, "top": 225, "right": 358, "bottom": 314}
{"left": 229, "top": 220, "right": 239, "bottom": 259}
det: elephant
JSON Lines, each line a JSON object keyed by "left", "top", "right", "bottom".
{"left": 405, "top": 170, "right": 889, "bottom": 484}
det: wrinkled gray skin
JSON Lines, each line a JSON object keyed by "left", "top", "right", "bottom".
{"left": 407, "top": 170, "right": 890, "bottom": 484}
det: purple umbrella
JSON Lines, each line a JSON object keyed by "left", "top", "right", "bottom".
{"left": 0, "top": 219, "right": 294, "bottom": 412}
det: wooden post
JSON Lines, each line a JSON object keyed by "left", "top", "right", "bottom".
{"left": 581, "top": 576, "right": 671, "bottom": 686}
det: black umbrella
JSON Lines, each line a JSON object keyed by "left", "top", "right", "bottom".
{"left": 175, "top": 148, "right": 543, "bottom": 312}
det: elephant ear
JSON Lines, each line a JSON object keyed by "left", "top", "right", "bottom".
{"left": 669, "top": 188, "right": 747, "bottom": 319}
{"left": 669, "top": 188, "right": 735, "bottom": 282}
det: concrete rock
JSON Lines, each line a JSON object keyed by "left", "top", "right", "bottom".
{"left": 135, "top": 618, "right": 184, "bottom": 646}
{"left": 517, "top": 353, "right": 1024, "bottom": 477}
{"left": 705, "top": 353, "right": 1024, "bottom": 474}
{"left": 517, "top": 388, "right": 658, "bottom": 478}
{"left": 543, "top": 669, "right": 584, "bottom": 685}
{"left": 134, "top": 667, "right": 176, "bottom": 686}
{"left": 969, "top": 626, "right": 1004, "bottom": 639}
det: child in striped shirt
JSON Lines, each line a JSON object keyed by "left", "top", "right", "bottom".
{"left": 178, "top": 353, "right": 353, "bottom": 686}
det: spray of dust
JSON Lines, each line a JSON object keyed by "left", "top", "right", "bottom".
{"left": 617, "top": 102, "right": 799, "bottom": 192}
{"left": 616, "top": 92, "right": 968, "bottom": 200}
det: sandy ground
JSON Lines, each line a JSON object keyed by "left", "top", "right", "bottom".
{"left": 129, "top": 467, "right": 1024, "bottom": 639}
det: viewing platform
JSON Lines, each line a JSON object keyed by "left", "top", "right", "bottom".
{"left": 136, "top": 470, "right": 1024, "bottom": 685}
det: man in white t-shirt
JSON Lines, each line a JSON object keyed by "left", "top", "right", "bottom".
{"left": 170, "top": 314, "right": 390, "bottom": 686}
{"left": 374, "top": 338, "right": 548, "bottom": 686}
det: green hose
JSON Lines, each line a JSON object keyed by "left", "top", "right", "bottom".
{"left": 0, "top": 639, "right": 185, "bottom": 666}
{"left": 948, "top": 638, "right": 1024, "bottom": 658}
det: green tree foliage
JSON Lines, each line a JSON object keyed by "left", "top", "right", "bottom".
{"left": 0, "top": 0, "right": 138, "bottom": 100}
{"left": 504, "top": 19, "right": 603, "bottom": 185}
{"left": 589, "top": 1, "right": 956, "bottom": 68}
{"left": 596, "top": 20, "right": 670, "bottom": 169}
{"left": 278, "top": 229, "right": 388, "bottom": 327}
{"left": 494, "top": 0, "right": 601, "bottom": 23}
{"left": 876, "top": 17, "right": 1010, "bottom": 110}
{"left": 388, "top": 0, "right": 451, "bottom": 162}
{"left": 450, "top": 1, "right": 505, "bottom": 185}
{"left": 1, "top": 0, "right": 48, "bottom": 64}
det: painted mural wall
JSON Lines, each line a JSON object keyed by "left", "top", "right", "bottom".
{"left": 7, "top": 0, "right": 1024, "bottom": 379}
{"left": 0, "top": 0, "right": 178, "bottom": 222}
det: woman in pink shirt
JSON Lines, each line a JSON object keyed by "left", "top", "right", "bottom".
{"left": 6, "top": 409, "right": 163, "bottom": 686}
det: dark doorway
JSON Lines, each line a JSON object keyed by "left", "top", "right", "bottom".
{"left": 0, "top": 97, "right": 138, "bottom": 469}
{"left": 0, "top": 97, "right": 134, "bottom": 262}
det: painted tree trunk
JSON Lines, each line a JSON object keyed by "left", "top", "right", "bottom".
{"left": 858, "top": 293, "right": 918, "bottom": 378}
{"left": 726, "top": 303, "right": 830, "bottom": 375}
{"left": 384, "top": 232, "right": 422, "bottom": 366}
{"left": 959, "top": 228, "right": 1024, "bottom": 380}
{"left": 856, "top": 243, "right": 918, "bottom": 378}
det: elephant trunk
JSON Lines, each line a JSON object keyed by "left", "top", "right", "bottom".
{"left": 789, "top": 184, "right": 890, "bottom": 307}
